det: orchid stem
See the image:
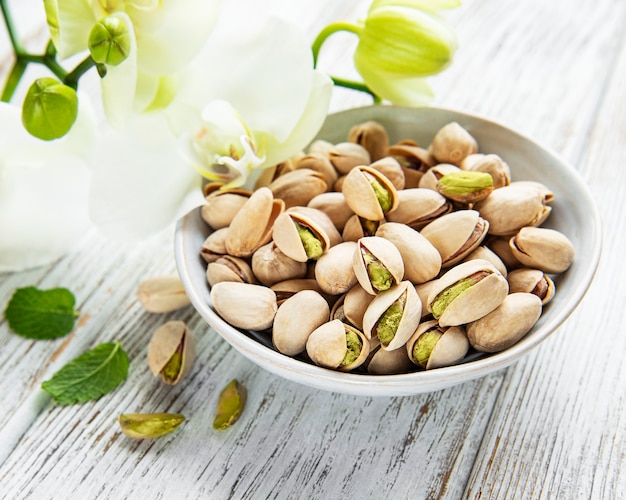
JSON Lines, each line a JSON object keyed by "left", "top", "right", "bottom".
{"left": 311, "top": 21, "right": 361, "bottom": 67}
{"left": 330, "top": 76, "right": 381, "bottom": 103}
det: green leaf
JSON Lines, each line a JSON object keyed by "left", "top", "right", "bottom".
{"left": 4, "top": 286, "right": 78, "bottom": 340}
{"left": 41, "top": 341, "right": 129, "bottom": 405}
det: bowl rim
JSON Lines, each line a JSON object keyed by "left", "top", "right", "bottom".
{"left": 175, "top": 104, "right": 602, "bottom": 396}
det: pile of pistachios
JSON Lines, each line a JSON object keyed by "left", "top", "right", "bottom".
{"left": 200, "top": 120, "right": 575, "bottom": 374}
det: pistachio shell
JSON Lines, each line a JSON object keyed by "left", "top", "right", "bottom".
{"left": 253, "top": 158, "right": 297, "bottom": 190}
{"left": 418, "top": 163, "right": 460, "bottom": 191}
{"left": 201, "top": 183, "right": 252, "bottom": 229}
{"left": 147, "top": 321, "right": 195, "bottom": 385}
{"left": 347, "top": 120, "right": 389, "bottom": 161}
{"left": 328, "top": 142, "right": 371, "bottom": 174}
{"left": 487, "top": 235, "right": 522, "bottom": 270}
{"left": 295, "top": 153, "right": 338, "bottom": 192}
{"left": 420, "top": 210, "right": 489, "bottom": 267}
{"left": 467, "top": 293, "right": 542, "bottom": 352}
{"left": 136, "top": 275, "right": 190, "bottom": 313}
{"left": 251, "top": 242, "right": 308, "bottom": 287}
{"left": 509, "top": 227, "right": 575, "bottom": 274}
{"left": 369, "top": 156, "right": 405, "bottom": 190}
{"left": 270, "top": 278, "right": 327, "bottom": 304}
{"left": 206, "top": 255, "right": 256, "bottom": 287}
{"left": 463, "top": 245, "right": 508, "bottom": 277}
{"left": 461, "top": 153, "right": 511, "bottom": 189}
{"left": 343, "top": 284, "right": 375, "bottom": 331}
{"left": 342, "top": 166, "right": 398, "bottom": 221}
{"left": 307, "top": 192, "right": 354, "bottom": 232}
{"left": 314, "top": 241, "right": 359, "bottom": 295}
{"left": 305, "top": 319, "right": 370, "bottom": 371}
{"left": 200, "top": 227, "right": 230, "bottom": 263}
{"left": 353, "top": 236, "right": 404, "bottom": 295}
{"left": 406, "top": 320, "right": 468, "bottom": 369}
{"left": 362, "top": 281, "right": 422, "bottom": 350}
{"left": 366, "top": 342, "right": 414, "bottom": 374}
{"left": 427, "top": 259, "right": 509, "bottom": 327}
{"left": 510, "top": 180, "right": 554, "bottom": 205}
{"left": 210, "top": 282, "right": 277, "bottom": 331}
{"left": 388, "top": 142, "right": 435, "bottom": 175}
{"left": 414, "top": 280, "right": 440, "bottom": 319}
{"left": 375, "top": 222, "right": 441, "bottom": 284}
{"left": 268, "top": 168, "right": 327, "bottom": 208}
{"left": 342, "top": 214, "right": 382, "bottom": 242}
{"left": 386, "top": 188, "right": 451, "bottom": 230}
{"left": 272, "top": 290, "right": 330, "bottom": 356}
{"left": 507, "top": 268, "right": 556, "bottom": 305}
{"left": 226, "top": 187, "right": 284, "bottom": 257}
{"left": 272, "top": 211, "right": 332, "bottom": 263}
{"left": 429, "top": 122, "right": 478, "bottom": 166}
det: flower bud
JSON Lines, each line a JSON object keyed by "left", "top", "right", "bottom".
{"left": 22, "top": 78, "right": 78, "bottom": 140}
{"left": 88, "top": 16, "right": 132, "bottom": 66}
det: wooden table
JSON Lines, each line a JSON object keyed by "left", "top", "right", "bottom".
{"left": 1, "top": 0, "right": 624, "bottom": 498}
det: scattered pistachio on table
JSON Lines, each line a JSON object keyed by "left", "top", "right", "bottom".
{"left": 200, "top": 120, "right": 576, "bottom": 374}
{"left": 118, "top": 413, "right": 185, "bottom": 439}
{"left": 213, "top": 379, "right": 247, "bottom": 430}
{"left": 147, "top": 320, "right": 195, "bottom": 385}
{"left": 136, "top": 275, "right": 190, "bottom": 313}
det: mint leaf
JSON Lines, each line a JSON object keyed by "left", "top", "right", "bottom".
{"left": 42, "top": 341, "right": 129, "bottom": 405}
{"left": 4, "top": 286, "right": 78, "bottom": 340}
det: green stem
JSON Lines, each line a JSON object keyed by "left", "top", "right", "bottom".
{"left": 330, "top": 76, "right": 382, "bottom": 104}
{"left": 1, "top": 0, "right": 24, "bottom": 54}
{"left": 311, "top": 21, "right": 362, "bottom": 67}
{"left": 64, "top": 56, "right": 96, "bottom": 89}
{"left": 1, "top": 59, "right": 26, "bottom": 101}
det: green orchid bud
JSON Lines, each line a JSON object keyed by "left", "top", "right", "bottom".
{"left": 88, "top": 16, "right": 132, "bottom": 66}
{"left": 22, "top": 78, "right": 78, "bottom": 141}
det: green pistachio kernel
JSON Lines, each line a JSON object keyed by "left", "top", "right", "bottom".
{"left": 366, "top": 173, "right": 392, "bottom": 212}
{"left": 161, "top": 346, "right": 183, "bottom": 383}
{"left": 367, "top": 259, "right": 393, "bottom": 292}
{"left": 213, "top": 379, "right": 247, "bottom": 430}
{"left": 118, "top": 413, "right": 185, "bottom": 439}
{"left": 88, "top": 16, "right": 131, "bottom": 66}
{"left": 430, "top": 277, "right": 474, "bottom": 319}
{"left": 342, "top": 330, "right": 363, "bottom": 366}
{"left": 296, "top": 223, "right": 324, "bottom": 259}
{"left": 375, "top": 298, "right": 404, "bottom": 346}
{"left": 360, "top": 217, "right": 379, "bottom": 236}
{"left": 413, "top": 330, "right": 443, "bottom": 367}
{"left": 438, "top": 171, "right": 493, "bottom": 202}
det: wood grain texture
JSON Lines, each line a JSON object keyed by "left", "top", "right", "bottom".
{"left": 0, "top": 0, "right": 624, "bottom": 498}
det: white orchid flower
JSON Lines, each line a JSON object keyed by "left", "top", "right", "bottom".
{"left": 0, "top": 101, "right": 96, "bottom": 272}
{"left": 173, "top": 16, "right": 333, "bottom": 188}
{"left": 43, "top": 0, "right": 221, "bottom": 126}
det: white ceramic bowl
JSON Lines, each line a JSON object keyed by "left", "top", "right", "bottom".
{"left": 174, "top": 105, "right": 601, "bottom": 397}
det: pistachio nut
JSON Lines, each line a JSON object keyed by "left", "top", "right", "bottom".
{"left": 436, "top": 170, "right": 494, "bottom": 204}
{"left": 118, "top": 413, "right": 185, "bottom": 439}
{"left": 429, "top": 122, "right": 478, "bottom": 166}
{"left": 305, "top": 319, "right": 370, "bottom": 371}
{"left": 414, "top": 279, "right": 440, "bottom": 319}
{"left": 406, "top": 320, "right": 469, "bottom": 370}
{"left": 369, "top": 156, "right": 406, "bottom": 190}
{"left": 353, "top": 236, "right": 405, "bottom": 295}
{"left": 473, "top": 184, "right": 551, "bottom": 236}
{"left": 148, "top": 321, "right": 195, "bottom": 385}
{"left": 210, "top": 282, "right": 278, "bottom": 331}
{"left": 330, "top": 293, "right": 349, "bottom": 323}
{"left": 507, "top": 268, "right": 555, "bottom": 305}
{"left": 213, "top": 379, "right": 247, "bottom": 430}
{"left": 136, "top": 275, "right": 191, "bottom": 313}
{"left": 462, "top": 245, "right": 508, "bottom": 277}
{"left": 418, "top": 163, "right": 459, "bottom": 191}
{"left": 486, "top": 235, "right": 522, "bottom": 270}
{"left": 251, "top": 242, "right": 307, "bottom": 287}
{"left": 226, "top": 187, "right": 284, "bottom": 257}
{"left": 272, "top": 290, "right": 330, "bottom": 356}
{"left": 328, "top": 142, "right": 371, "bottom": 174}
{"left": 365, "top": 340, "right": 414, "bottom": 375}
{"left": 201, "top": 182, "right": 252, "bottom": 229}
{"left": 420, "top": 210, "right": 489, "bottom": 268}
{"left": 342, "top": 166, "right": 399, "bottom": 221}
{"left": 270, "top": 278, "right": 327, "bottom": 305}
{"left": 253, "top": 158, "right": 297, "bottom": 190}
{"left": 342, "top": 214, "right": 382, "bottom": 242}
{"left": 314, "top": 241, "right": 359, "bottom": 295}
{"left": 467, "top": 292, "right": 542, "bottom": 352}
{"left": 362, "top": 281, "right": 422, "bottom": 350}
{"left": 308, "top": 139, "right": 334, "bottom": 157}
{"left": 347, "top": 120, "right": 389, "bottom": 161}
{"left": 509, "top": 227, "right": 575, "bottom": 274}
{"left": 461, "top": 153, "right": 511, "bottom": 189}
{"left": 388, "top": 141, "right": 436, "bottom": 177}
{"left": 375, "top": 222, "right": 442, "bottom": 284}
{"left": 200, "top": 227, "right": 230, "bottom": 263}
{"left": 343, "top": 283, "right": 375, "bottom": 331}
{"left": 268, "top": 168, "right": 327, "bottom": 208}
{"left": 510, "top": 180, "right": 554, "bottom": 205}
{"left": 385, "top": 188, "right": 452, "bottom": 230}
{"left": 427, "top": 259, "right": 509, "bottom": 327}
{"left": 206, "top": 256, "right": 256, "bottom": 287}
{"left": 307, "top": 192, "right": 354, "bottom": 232}
{"left": 295, "top": 153, "right": 338, "bottom": 192}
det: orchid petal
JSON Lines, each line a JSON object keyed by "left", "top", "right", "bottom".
{"left": 88, "top": 113, "right": 200, "bottom": 240}
{"left": 47, "top": 0, "right": 96, "bottom": 59}
{"left": 369, "top": 0, "right": 462, "bottom": 13}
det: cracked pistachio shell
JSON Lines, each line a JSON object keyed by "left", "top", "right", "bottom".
{"left": 385, "top": 188, "right": 452, "bottom": 230}
{"left": 315, "top": 241, "right": 359, "bottom": 295}
{"left": 429, "top": 122, "right": 478, "bottom": 166}
{"left": 272, "top": 290, "right": 330, "bottom": 356}
{"left": 306, "top": 319, "right": 370, "bottom": 371}
{"left": 148, "top": 321, "right": 195, "bottom": 385}
{"left": 295, "top": 153, "right": 338, "bottom": 192}
{"left": 463, "top": 245, "right": 508, "bottom": 277}
{"left": 251, "top": 242, "right": 307, "bottom": 287}
{"left": 375, "top": 222, "right": 441, "bottom": 285}
{"left": 362, "top": 281, "right": 422, "bottom": 350}
{"left": 348, "top": 120, "right": 389, "bottom": 162}
{"left": 200, "top": 227, "right": 230, "bottom": 263}
{"left": 415, "top": 279, "right": 440, "bottom": 319}
{"left": 437, "top": 171, "right": 494, "bottom": 204}
{"left": 474, "top": 184, "right": 551, "bottom": 236}
{"left": 328, "top": 142, "right": 371, "bottom": 174}
{"left": 118, "top": 413, "right": 185, "bottom": 439}
{"left": 509, "top": 227, "right": 575, "bottom": 274}
{"left": 369, "top": 156, "right": 405, "bottom": 190}
{"left": 268, "top": 168, "right": 327, "bottom": 208}
{"left": 487, "top": 235, "right": 522, "bottom": 270}
{"left": 226, "top": 187, "right": 284, "bottom": 258}
{"left": 206, "top": 255, "right": 256, "bottom": 287}
{"left": 507, "top": 268, "right": 556, "bottom": 305}
{"left": 330, "top": 293, "right": 348, "bottom": 323}
{"left": 365, "top": 338, "right": 414, "bottom": 374}
{"left": 353, "top": 236, "right": 405, "bottom": 295}
{"left": 467, "top": 293, "right": 542, "bottom": 352}
{"left": 342, "top": 214, "right": 383, "bottom": 242}
{"left": 427, "top": 259, "right": 509, "bottom": 327}
{"left": 253, "top": 158, "right": 297, "bottom": 190}
{"left": 388, "top": 141, "right": 436, "bottom": 174}
{"left": 213, "top": 379, "right": 247, "bottom": 430}
{"left": 421, "top": 210, "right": 489, "bottom": 268}
{"left": 210, "top": 282, "right": 277, "bottom": 331}
{"left": 461, "top": 153, "right": 511, "bottom": 189}
{"left": 307, "top": 192, "right": 354, "bottom": 232}
{"left": 342, "top": 166, "right": 399, "bottom": 221}
{"left": 201, "top": 182, "right": 252, "bottom": 230}
{"left": 343, "top": 284, "right": 375, "bottom": 331}
{"left": 136, "top": 275, "right": 190, "bottom": 313}
{"left": 406, "top": 320, "right": 469, "bottom": 370}
{"left": 270, "top": 278, "right": 326, "bottom": 305}
{"left": 418, "top": 163, "right": 460, "bottom": 191}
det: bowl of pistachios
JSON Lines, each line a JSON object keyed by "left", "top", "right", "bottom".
{"left": 174, "top": 105, "right": 601, "bottom": 396}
